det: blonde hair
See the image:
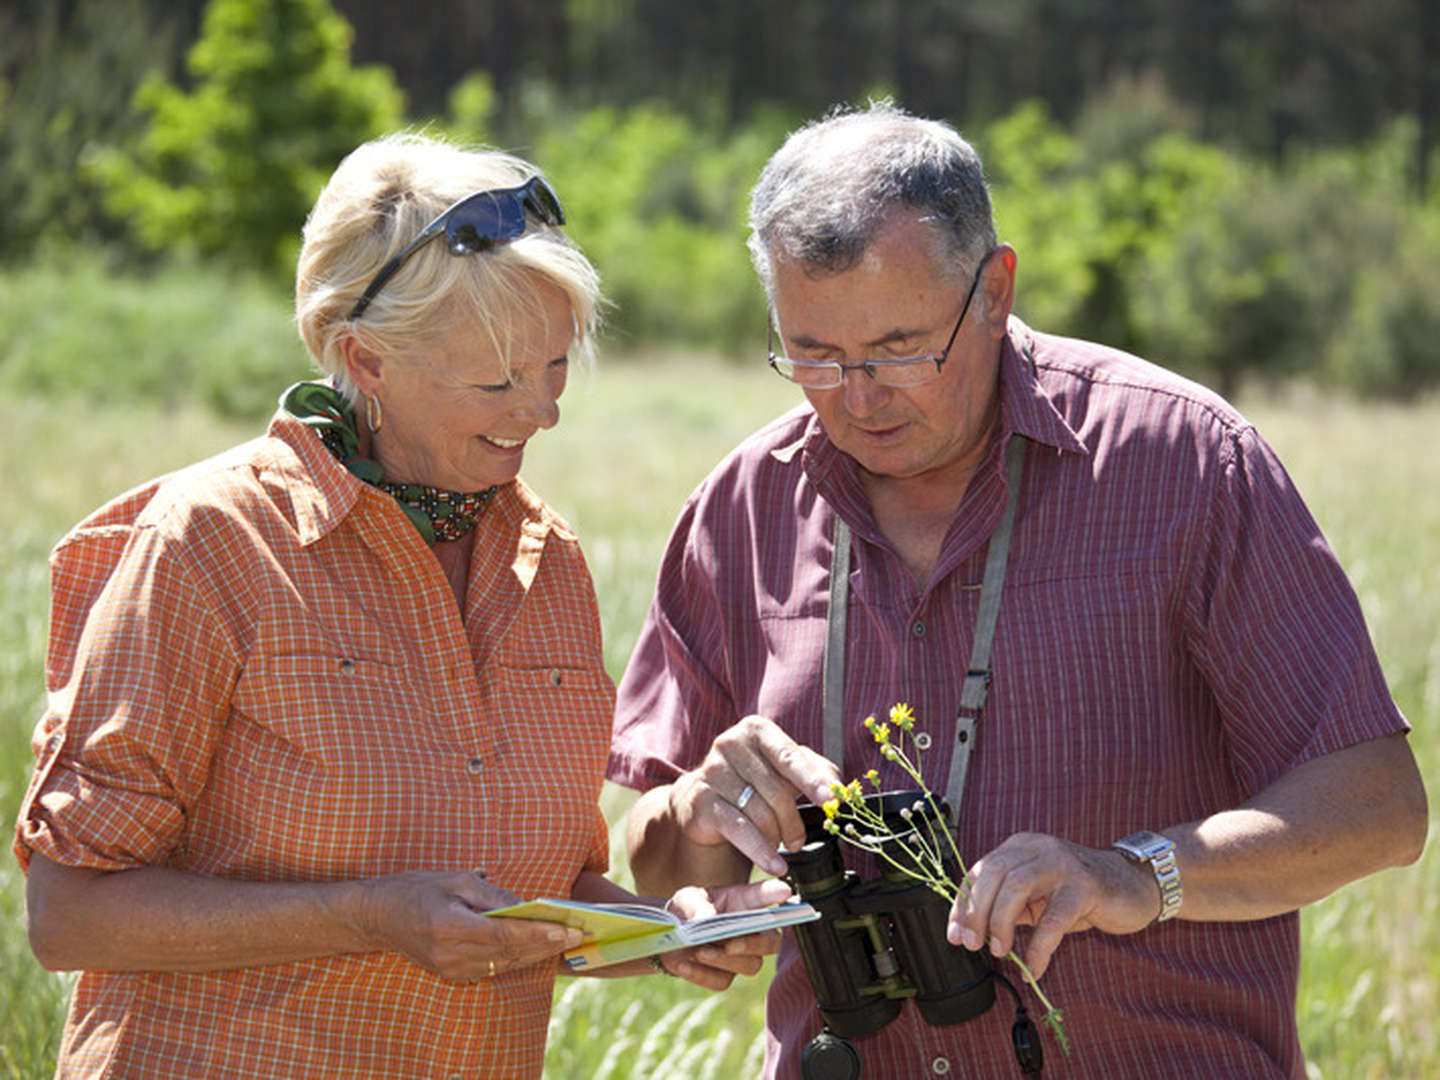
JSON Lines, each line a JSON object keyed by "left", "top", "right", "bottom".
{"left": 296, "top": 132, "right": 602, "bottom": 404}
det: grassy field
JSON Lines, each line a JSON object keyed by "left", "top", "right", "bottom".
{"left": 1, "top": 363, "right": 1436, "bottom": 1078}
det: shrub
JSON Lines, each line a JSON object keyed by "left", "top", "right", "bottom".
{"left": 85, "top": 0, "right": 403, "bottom": 281}
{"left": 0, "top": 256, "right": 312, "bottom": 420}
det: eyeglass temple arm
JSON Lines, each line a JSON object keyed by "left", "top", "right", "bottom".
{"left": 347, "top": 218, "right": 451, "bottom": 320}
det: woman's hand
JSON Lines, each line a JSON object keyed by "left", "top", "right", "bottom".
{"left": 25, "top": 854, "right": 580, "bottom": 982}
{"left": 350, "top": 869, "right": 584, "bottom": 983}
{"left": 650, "top": 877, "right": 794, "bottom": 990}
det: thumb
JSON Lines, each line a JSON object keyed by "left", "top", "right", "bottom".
{"left": 711, "top": 877, "right": 794, "bottom": 913}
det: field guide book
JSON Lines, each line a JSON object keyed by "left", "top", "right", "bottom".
{"left": 488, "top": 897, "right": 820, "bottom": 971}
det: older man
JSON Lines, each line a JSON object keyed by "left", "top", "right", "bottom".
{"left": 609, "top": 103, "right": 1426, "bottom": 1078}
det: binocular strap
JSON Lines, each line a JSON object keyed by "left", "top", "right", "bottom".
{"left": 823, "top": 434, "right": 1028, "bottom": 822}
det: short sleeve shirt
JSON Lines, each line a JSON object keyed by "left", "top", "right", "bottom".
{"left": 609, "top": 318, "right": 1408, "bottom": 1079}
{"left": 16, "top": 413, "right": 615, "bottom": 1080}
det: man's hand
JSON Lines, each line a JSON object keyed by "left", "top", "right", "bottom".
{"left": 652, "top": 878, "right": 796, "bottom": 990}
{"left": 668, "top": 715, "right": 841, "bottom": 878}
{"left": 945, "top": 833, "right": 1159, "bottom": 980}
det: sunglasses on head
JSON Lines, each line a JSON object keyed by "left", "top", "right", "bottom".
{"left": 348, "top": 175, "right": 566, "bottom": 320}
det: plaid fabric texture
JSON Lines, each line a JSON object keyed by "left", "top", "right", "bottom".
{"left": 16, "top": 415, "right": 614, "bottom": 1079}
{"left": 610, "top": 318, "right": 1409, "bottom": 1079}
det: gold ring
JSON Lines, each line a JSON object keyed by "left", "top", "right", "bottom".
{"left": 488, "top": 959, "right": 497, "bottom": 978}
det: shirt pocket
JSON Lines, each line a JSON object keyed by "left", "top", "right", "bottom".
{"left": 207, "top": 652, "right": 459, "bottom": 876}
{"left": 230, "top": 652, "right": 420, "bottom": 767}
{"left": 479, "top": 663, "right": 616, "bottom": 894}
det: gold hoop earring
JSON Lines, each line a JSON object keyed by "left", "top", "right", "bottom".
{"left": 365, "top": 395, "right": 383, "bottom": 433}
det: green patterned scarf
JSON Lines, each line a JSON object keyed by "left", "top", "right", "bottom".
{"left": 280, "top": 382, "right": 497, "bottom": 545}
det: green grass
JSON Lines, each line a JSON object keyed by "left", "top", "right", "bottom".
{"left": 1, "top": 369, "right": 1435, "bottom": 1079}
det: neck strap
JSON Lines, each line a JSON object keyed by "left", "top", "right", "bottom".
{"left": 823, "top": 434, "right": 1027, "bottom": 822}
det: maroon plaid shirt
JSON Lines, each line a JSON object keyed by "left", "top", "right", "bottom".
{"left": 610, "top": 318, "right": 1407, "bottom": 1079}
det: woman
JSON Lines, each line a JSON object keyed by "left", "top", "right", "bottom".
{"left": 15, "top": 133, "right": 784, "bottom": 1079}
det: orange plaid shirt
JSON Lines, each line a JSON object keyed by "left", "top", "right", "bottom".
{"left": 15, "top": 413, "right": 615, "bottom": 1079}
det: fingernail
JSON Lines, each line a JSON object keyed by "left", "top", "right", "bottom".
{"left": 989, "top": 935, "right": 1005, "bottom": 957}
{"left": 959, "top": 928, "right": 981, "bottom": 951}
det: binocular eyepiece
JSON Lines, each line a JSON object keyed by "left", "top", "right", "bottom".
{"left": 783, "top": 790, "right": 1042, "bottom": 1077}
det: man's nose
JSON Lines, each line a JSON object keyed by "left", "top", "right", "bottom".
{"left": 840, "top": 365, "right": 891, "bottom": 414}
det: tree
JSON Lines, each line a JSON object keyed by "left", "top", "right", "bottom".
{"left": 0, "top": 0, "right": 182, "bottom": 263}
{"left": 89, "top": 0, "right": 404, "bottom": 279}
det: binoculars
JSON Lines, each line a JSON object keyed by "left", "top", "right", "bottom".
{"left": 782, "top": 790, "right": 1042, "bottom": 1077}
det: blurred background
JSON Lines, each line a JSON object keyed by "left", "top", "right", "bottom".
{"left": 2, "top": 0, "right": 1439, "bottom": 409}
{"left": 2, "top": 3, "right": 1437, "bottom": 1078}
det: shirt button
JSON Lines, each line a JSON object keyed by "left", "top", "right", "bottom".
{"left": 547, "top": 668, "right": 563, "bottom": 686}
{"left": 914, "top": 731, "right": 933, "bottom": 751}
{"left": 466, "top": 756, "right": 484, "bottom": 775}
{"left": 338, "top": 658, "right": 356, "bottom": 675}
{"left": 911, "top": 620, "right": 926, "bottom": 638}
{"left": 931, "top": 1056, "right": 951, "bottom": 1075}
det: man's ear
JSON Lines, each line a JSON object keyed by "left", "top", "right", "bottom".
{"left": 981, "top": 244, "right": 1017, "bottom": 339}
{"left": 339, "top": 334, "right": 384, "bottom": 398}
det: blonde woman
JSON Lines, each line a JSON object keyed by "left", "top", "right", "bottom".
{"left": 17, "top": 133, "right": 784, "bottom": 1080}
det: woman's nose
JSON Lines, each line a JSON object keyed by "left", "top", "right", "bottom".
{"left": 519, "top": 378, "right": 562, "bottom": 430}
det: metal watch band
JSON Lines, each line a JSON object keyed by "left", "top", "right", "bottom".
{"left": 1113, "top": 830, "right": 1183, "bottom": 923}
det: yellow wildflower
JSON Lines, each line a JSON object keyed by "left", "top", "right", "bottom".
{"left": 889, "top": 702, "right": 916, "bottom": 731}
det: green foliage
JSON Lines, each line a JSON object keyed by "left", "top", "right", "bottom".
{"left": 534, "top": 102, "right": 796, "bottom": 352}
{"left": 444, "top": 72, "right": 498, "bottom": 147}
{"left": 86, "top": 0, "right": 404, "bottom": 279}
{"left": 0, "top": 0, "right": 177, "bottom": 263}
{"left": 982, "top": 101, "right": 1112, "bottom": 337}
{"left": 0, "top": 257, "right": 314, "bottom": 420}
{"left": 986, "top": 92, "right": 1440, "bottom": 400}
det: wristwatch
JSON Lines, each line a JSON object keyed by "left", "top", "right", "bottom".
{"left": 1112, "top": 830, "right": 1183, "bottom": 923}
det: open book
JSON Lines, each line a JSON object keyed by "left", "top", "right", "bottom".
{"left": 487, "top": 897, "right": 820, "bottom": 971}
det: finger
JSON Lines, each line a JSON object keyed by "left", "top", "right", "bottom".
{"left": 450, "top": 872, "right": 521, "bottom": 912}
{"left": 670, "top": 957, "right": 735, "bottom": 991}
{"left": 708, "top": 877, "right": 794, "bottom": 913}
{"left": 708, "top": 802, "right": 791, "bottom": 877}
{"left": 708, "top": 751, "right": 811, "bottom": 860}
{"left": 1020, "top": 911, "right": 1069, "bottom": 981}
{"left": 742, "top": 716, "right": 843, "bottom": 804}
{"left": 949, "top": 854, "right": 1005, "bottom": 952}
{"left": 718, "top": 928, "right": 783, "bottom": 958}
{"left": 726, "top": 717, "right": 843, "bottom": 838}
{"left": 664, "top": 885, "right": 716, "bottom": 922}
{"left": 663, "top": 947, "right": 759, "bottom": 990}
{"left": 694, "top": 944, "right": 767, "bottom": 974}
{"left": 480, "top": 914, "right": 584, "bottom": 956}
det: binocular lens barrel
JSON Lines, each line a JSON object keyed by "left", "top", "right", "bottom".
{"left": 783, "top": 793, "right": 997, "bottom": 1041}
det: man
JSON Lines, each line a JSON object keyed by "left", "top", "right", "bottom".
{"left": 608, "top": 103, "right": 1427, "bottom": 1078}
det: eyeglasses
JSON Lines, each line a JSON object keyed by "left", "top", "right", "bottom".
{"left": 767, "top": 251, "right": 992, "bottom": 389}
{"left": 348, "top": 175, "right": 566, "bottom": 320}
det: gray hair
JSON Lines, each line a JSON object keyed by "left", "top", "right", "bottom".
{"left": 296, "top": 132, "right": 602, "bottom": 406}
{"left": 747, "top": 101, "right": 996, "bottom": 298}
